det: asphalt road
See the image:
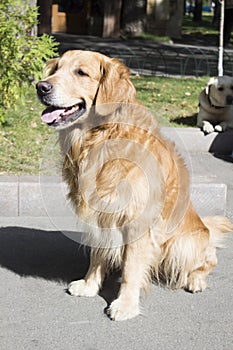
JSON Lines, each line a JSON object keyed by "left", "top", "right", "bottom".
{"left": 0, "top": 217, "right": 233, "bottom": 350}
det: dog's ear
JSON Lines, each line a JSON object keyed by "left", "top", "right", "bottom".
{"left": 95, "top": 57, "right": 137, "bottom": 105}
{"left": 205, "top": 77, "right": 216, "bottom": 95}
{"left": 43, "top": 57, "right": 59, "bottom": 78}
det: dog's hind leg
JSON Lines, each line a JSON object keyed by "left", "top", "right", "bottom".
{"left": 185, "top": 244, "right": 217, "bottom": 293}
{"left": 68, "top": 248, "right": 106, "bottom": 297}
{"left": 186, "top": 215, "right": 233, "bottom": 292}
{"left": 107, "top": 231, "right": 158, "bottom": 321}
{"left": 161, "top": 225, "right": 217, "bottom": 293}
{"left": 159, "top": 201, "right": 220, "bottom": 292}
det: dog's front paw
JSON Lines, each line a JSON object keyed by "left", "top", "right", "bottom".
{"left": 68, "top": 279, "right": 99, "bottom": 297}
{"left": 203, "top": 121, "right": 214, "bottom": 134}
{"left": 214, "top": 124, "right": 223, "bottom": 132}
{"left": 106, "top": 298, "right": 140, "bottom": 321}
{"left": 215, "top": 122, "right": 227, "bottom": 132}
{"left": 186, "top": 274, "right": 207, "bottom": 293}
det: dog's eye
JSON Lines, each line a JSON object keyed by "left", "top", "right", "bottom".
{"left": 231, "top": 86, "right": 233, "bottom": 90}
{"left": 218, "top": 87, "right": 224, "bottom": 91}
{"left": 75, "top": 69, "right": 88, "bottom": 77}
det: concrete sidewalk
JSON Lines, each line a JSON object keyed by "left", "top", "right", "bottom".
{"left": 0, "top": 127, "right": 233, "bottom": 350}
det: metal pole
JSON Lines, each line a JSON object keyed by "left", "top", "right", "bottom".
{"left": 218, "top": 0, "right": 225, "bottom": 76}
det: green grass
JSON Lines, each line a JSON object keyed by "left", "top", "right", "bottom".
{"left": 133, "top": 76, "right": 207, "bottom": 126}
{"left": 180, "top": 14, "right": 221, "bottom": 46}
{"left": 135, "top": 32, "right": 171, "bottom": 43}
{"left": 182, "top": 14, "right": 218, "bottom": 36}
{"left": 0, "top": 88, "right": 52, "bottom": 175}
{"left": 0, "top": 76, "right": 208, "bottom": 175}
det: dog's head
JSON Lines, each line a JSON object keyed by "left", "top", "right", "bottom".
{"left": 205, "top": 75, "right": 233, "bottom": 107}
{"left": 36, "top": 50, "right": 136, "bottom": 128}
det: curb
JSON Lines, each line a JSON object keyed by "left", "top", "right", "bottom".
{"left": 0, "top": 177, "right": 227, "bottom": 218}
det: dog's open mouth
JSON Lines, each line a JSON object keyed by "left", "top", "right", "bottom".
{"left": 41, "top": 102, "right": 86, "bottom": 127}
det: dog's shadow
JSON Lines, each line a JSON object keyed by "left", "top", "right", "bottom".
{"left": 172, "top": 113, "right": 197, "bottom": 127}
{"left": 209, "top": 131, "right": 233, "bottom": 163}
{"left": 0, "top": 227, "right": 120, "bottom": 305}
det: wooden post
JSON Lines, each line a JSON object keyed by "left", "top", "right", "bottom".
{"left": 102, "top": 0, "right": 122, "bottom": 37}
{"left": 37, "top": 0, "right": 53, "bottom": 35}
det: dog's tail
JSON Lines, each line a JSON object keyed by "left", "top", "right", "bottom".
{"left": 202, "top": 216, "right": 233, "bottom": 248}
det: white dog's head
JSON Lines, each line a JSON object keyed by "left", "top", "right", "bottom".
{"left": 206, "top": 76, "right": 233, "bottom": 107}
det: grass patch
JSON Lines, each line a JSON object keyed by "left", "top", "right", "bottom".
{"left": 0, "top": 88, "right": 52, "bottom": 175}
{"left": 179, "top": 14, "right": 220, "bottom": 46}
{"left": 133, "top": 75, "right": 207, "bottom": 126}
{"left": 182, "top": 14, "right": 217, "bottom": 36}
{"left": 0, "top": 76, "right": 208, "bottom": 175}
{"left": 135, "top": 32, "right": 171, "bottom": 43}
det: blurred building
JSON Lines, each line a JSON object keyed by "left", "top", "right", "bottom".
{"left": 38, "top": 0, "right": 184, "bottom": 39}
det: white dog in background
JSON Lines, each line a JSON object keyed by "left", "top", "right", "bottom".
{"left": 197, "top": 75, "right": 233, "bottom": 134}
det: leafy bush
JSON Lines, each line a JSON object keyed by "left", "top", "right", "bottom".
{"left": 0, "top": 0, "right": 58, "bottom": 125}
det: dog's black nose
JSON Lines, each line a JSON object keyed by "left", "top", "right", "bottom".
{"left": 226, "top": 95, "right": 233, "bottom": 105}
{"left": 36, "top": 81, "right": 53, "bottom": 95}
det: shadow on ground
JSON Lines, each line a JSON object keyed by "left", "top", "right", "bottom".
{"left": 173, "top": 33, "right": 218, "bottom": 47}
{"left": 209, "top": 131, "right": 233, "bottom": 163}
{"left": 0, "top": 226, "right": 120, "bottom": 305}
{"left": 172, "top": 113, "right": 197, "bottom": 126}
{"left": 0, "top": 227, "right": 86, "bottom": 282}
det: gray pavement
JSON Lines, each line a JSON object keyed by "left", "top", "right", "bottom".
{"left": 0, "top": 222, "right": 233, "bottom": 350}
{"left": 0, "top": 127, "right": 233, "bottom": 349}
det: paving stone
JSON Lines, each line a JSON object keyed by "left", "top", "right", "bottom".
{"left": 0, "top": 181, "right": 18, "bottom": 217}
{"left": 0, "top": 177, "right": 19, "bottom": 216}
{"left": 3, "top": 179, "right": 226, "bottom": 218}
{"left": 19, "top": 181, "right": 74, "bottom": 217}
{"left": 191, "top": 183, "right": 227, "bottom": 217}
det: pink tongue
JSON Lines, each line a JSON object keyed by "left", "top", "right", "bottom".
{"left": 41, "top": 107, "right": 65, "bottom": 123}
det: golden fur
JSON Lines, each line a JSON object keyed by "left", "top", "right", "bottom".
{"left": 37, "top": 50, "right": 233, "bottom": 321}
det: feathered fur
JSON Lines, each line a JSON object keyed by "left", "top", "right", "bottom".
{"left": 37, "top": 50, "right": 233, "bottom": 321}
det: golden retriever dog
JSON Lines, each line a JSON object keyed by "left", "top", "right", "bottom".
{"left": 37, "top": 50, "right": 233, "bottom": 321}
{"left": 197, "top": 75, "right": 233, "bottom": 134}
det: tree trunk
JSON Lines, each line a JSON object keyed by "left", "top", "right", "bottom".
{"left": 102, "top": 0, "right": 123, "bottom": 37}
{"left": 121, "top": 0, "right": 147, "bottom": 37}
{"left": 167, "top": 0, "right": 184, "bottom": 39}
{"left": 37, "top": 0, "right": 52, "bottom": 35}
{"left": 193, "top": 0, "right": 203, "bottom": 22}
{"left": 146, "top": 0, "right": 170, "bottom": 35}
